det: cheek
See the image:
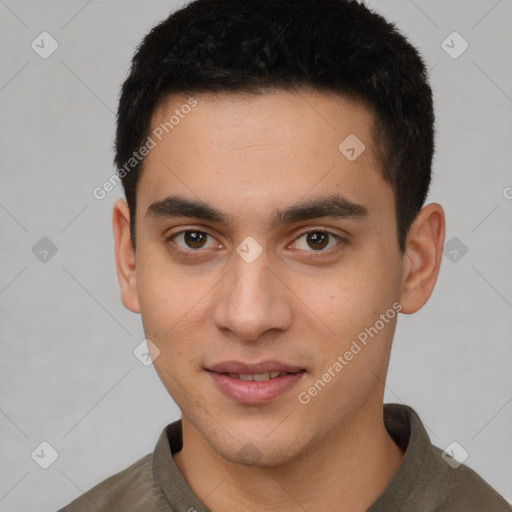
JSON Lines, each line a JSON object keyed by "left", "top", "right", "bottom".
{"left": 297, "top": 270, "right": 375, "bottom": 325}
{"left": 135, "top": 251, "right": 214, "bottom": 373}
{"left": 294, "top": 253, "right": 400, "bottom": 347}
{"left": 136, "top": 249, "right": 203, "bottom": 334}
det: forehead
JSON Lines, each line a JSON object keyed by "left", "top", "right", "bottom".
{"left": 149, "top": 89, "right": 378, "bottom": 160}
{"left": 138, "top": 89, "right": 392, "bottom": 225}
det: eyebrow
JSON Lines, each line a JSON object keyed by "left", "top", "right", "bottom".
{"left": 146, "top": 194, "right": 369, "bottom": 228}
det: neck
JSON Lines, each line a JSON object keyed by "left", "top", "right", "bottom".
{"left": 173, "top": 399, "right": 403, "bottom": 512}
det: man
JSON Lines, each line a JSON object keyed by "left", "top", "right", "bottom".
{"left": 59, "top": 0, "right": 510, "bottom": 510}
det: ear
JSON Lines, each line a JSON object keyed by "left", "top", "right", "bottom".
{"left": 399, "top": 203, "right": 445, "bottom": 314}
{"left": 112, "top": 199, "right": 140, "bottom": 313}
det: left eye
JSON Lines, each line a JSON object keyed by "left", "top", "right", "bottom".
{"left": 293, "top": 231, "right": 340, "bottom": 251}
{"left": 171, "top": 231, "right": 220, "bottom": 250}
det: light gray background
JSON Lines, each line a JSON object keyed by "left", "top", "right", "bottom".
{"left": 1, "top": 1, "right": 511, "bottom": 510}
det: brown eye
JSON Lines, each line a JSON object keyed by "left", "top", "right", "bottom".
{"left": 306, "top": 231, "right": 329, "bottom": 250}
{"left": 184, "top": 231, "right": 207, "bottom": 249}
{"left": 292, "top": 230, "right": 341, "bottom": 254}
{"left": 170, "top": 231, "right": 219, "bottom": 251}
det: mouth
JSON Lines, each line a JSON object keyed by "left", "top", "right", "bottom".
{"left": 216, "top": 371, "right": 300, "bottom": 381}
{"left": 205, "top": 360, "right": 306, "bottom": 404}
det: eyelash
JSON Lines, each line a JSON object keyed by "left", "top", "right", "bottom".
{"left": 165, "top": 229, "right": 344, "bottom": 260}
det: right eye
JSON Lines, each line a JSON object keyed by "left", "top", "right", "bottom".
{"left": 166, "top": 230, "right": 223, "bottom": 256}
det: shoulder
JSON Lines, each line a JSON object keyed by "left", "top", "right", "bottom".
{"left": 422, "top": 445, "right": 511, "bottom": 511}
{"left": 381, "top": 404, "right": 511, "bottom": 511}
{"left": 57, "top": 453, "right": 170, "bottom": 512}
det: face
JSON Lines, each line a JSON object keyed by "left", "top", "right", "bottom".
{"left": 114, "top": 89, "right": 441, "bottom": 467}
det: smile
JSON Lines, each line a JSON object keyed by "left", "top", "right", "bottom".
{"left": 207, "top": 369, "right": 306, "bottom": 404}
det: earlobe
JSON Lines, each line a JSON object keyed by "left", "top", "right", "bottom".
{"left": 112, "top": 199, "right": 141, "bottom": 313}
{"left": 399, "top": 203, "right": 445, "bottom": 314}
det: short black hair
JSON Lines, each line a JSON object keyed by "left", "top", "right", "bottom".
{"left": 115, "top": 0, "right": 434, "bottom": 252}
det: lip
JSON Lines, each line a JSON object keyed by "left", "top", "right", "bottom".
{"left": 207, "top": 360, "right": 305, "bottom": 374}
{"left": 206, "top": 360, "right": 306, "bottom": 405}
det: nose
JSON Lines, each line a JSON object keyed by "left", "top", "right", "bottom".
{"left": 213, "top": 248, "right": 293, "bottom": 342}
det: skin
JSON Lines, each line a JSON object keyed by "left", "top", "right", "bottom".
{"left": 113, "top": 89, "right": 445, "bottom": 511}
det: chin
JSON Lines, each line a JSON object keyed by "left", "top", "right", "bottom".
{"left": 203, "top": 423, "right": 308, "bottom": 468}
{"left": 223, "top": 439, "right": 303, "bottom": 468}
